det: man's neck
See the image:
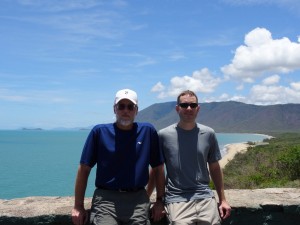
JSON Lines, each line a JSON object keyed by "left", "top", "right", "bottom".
{"left": 177, "top": 121, "right": 196, "bottom": 130}
{"left": 116, "top": 122, "right": 134, "bottom": 130}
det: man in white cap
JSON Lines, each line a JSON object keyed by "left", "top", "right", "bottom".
{"left": 72, "top": 89, "right": 165, "bottom": 225}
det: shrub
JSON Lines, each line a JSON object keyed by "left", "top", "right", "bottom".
{"left": 277, "top": 146, "right": 300, "bottom": 180}
{"left": 223, "top": 133, "right": 300, "bottom": 188}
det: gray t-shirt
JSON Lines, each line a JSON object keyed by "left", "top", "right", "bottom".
{"left": 158, "top": 123, "right": 221, "bottom": 203}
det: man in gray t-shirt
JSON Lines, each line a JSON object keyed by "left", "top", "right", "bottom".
{"left": 159, "top": 123, "right": 221, "bottom": 204}
{"left": 148, "top": 90, "right": 231, "bottom": 225}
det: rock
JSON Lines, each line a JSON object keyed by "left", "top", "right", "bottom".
{"left": 1, "top": 188, "right": 300, "bottom": 225}
{"left": 223, "top": 188, "right": 300, "bottom": 208}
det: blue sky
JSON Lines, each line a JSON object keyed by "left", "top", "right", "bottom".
{"left": 1, "top": 0, "right": 300, "bottom": 129}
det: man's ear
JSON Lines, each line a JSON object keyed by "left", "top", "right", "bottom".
{"left": 113, "top": 105, "right": 116, "bottom": 114}
{"left": 175, "top": 105, "right": 180, "bottom": 113}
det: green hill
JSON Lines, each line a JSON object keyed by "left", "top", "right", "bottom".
{"left": 136, "top": 101, "right": 300, "bottom": 133}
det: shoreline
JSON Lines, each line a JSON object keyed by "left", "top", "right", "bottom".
{"left": 219, "top": 143, "right": 250, "bottom": 169}
{"left": 219, "top": 134, "right": 273, "bottom": 169}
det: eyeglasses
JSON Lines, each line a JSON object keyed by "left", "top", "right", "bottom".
{"left": 178, "top": 103, "right": 198, "bottom": 109}
{"left": 116, "top": 103, "right": 136, "bottom": 111}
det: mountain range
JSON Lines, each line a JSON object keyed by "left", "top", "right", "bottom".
{"left": 136, "top": 101, "right": 300, "bottom": 133}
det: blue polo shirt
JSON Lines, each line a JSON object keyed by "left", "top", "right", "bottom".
{"left": 80, "top": 122, "right": 163, "bottom": 189}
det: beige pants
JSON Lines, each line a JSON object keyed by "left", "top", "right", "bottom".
{"left": 165, "top": 197, "right": 221, "bottom": 225}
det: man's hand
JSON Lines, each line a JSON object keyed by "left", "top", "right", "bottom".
{"left": 71, "top": 207, "right": 89, "bottom": 225}
{"left": 219, "top": 200, "right": 231, "bottom": 220}
{"left": 151, "top": 200, "right": 166, "bottom": 222}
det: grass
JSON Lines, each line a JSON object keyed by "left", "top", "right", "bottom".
{"left": 222, "top": 132, "right": 300, "bottom": 189}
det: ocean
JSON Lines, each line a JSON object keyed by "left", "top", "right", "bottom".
{"left": 0, "top": 130, "right": 269, "bottom": 200}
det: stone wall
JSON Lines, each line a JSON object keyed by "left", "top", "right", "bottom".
{"left": 1, "top": 188, "right": 299, "bottom": 225}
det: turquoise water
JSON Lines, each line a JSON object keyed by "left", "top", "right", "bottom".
{"left": 0, "top": 130, "right": 269, "bottom": 200}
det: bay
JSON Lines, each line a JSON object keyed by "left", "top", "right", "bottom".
{"left": 0, "top": 130, "right": 269, "bottom": 200}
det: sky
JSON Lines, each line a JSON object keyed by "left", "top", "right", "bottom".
{"left": 1, "top": 0, "right": 300, "bottom": 130}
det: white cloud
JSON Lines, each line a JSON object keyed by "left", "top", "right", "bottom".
{"left": 151, "top": 82, "right": 165, "bottom": 92}
{"left": 0, "top": 94, "right": 28, "bottom": 102}
{"left": 262, "top": 74, "right": 280, "bottom": 85}
{"left": 222, "top": 0, "right": 300, "bottom": 14}
{"left": 219, "top": 93, "right": 230, "bottom": 100}
{"left": 221, "top": 27, "right": 300, "bottom": 82}
{"left": 236, "top": 84, "right": 244, "bottom": 90}
{"left": 135, "top": 58, "right": 157, "bottom": 67}
{"left": 250, "top": 85, "right": 283, "bottom": 104}
{"left": 229, "top": 95, "right": 247, "bottom": 102}
{"left": 0, "top": 87, "right": 72, "bottom": 104}
{"left": 216, "top": 80, "right": 300, "bottom": 105}
{"left": 169, "top": 52, "right": 186, "bottom": 61}
{"left": 17, "top": 0, "right": 104, "bottom": 12}
{"left": 151, "top": 28, "right": 300, "bottom": 106}
{"left": 291, "top": 81, "right": 300, "bottom": 91}
{"left": 248, "top": 84, "right": 300, "bottom": 105}
{"left": 151, "top": 68, "right": 222, "bottom": 98}
{"left": 7, "top": 1, "right": 133, "bottom": 45}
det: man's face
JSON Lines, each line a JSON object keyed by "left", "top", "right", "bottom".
{"left": 114, "top": 99, "right": 138, "bottom": 128}
{"left": 176, "top": 94, "right": 199, "bottom": 123}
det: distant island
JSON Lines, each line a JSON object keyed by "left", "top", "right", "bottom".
{"left": 21, "top": 128, "right": 43, "bottom": 131}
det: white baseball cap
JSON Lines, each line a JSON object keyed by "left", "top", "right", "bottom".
{"left": 114, "top": 89, "right": 138, "bottom": 105}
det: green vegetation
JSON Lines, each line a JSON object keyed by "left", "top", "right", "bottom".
{"left": 222, "top": 132, "right": 300, "bottom": 189}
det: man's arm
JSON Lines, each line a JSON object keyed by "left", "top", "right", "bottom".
{"left": 146, "top": 168, "right": 156, "bottom": 197}
{"left": 71, "top": 164, "right": 91, "bottom": 225}
{"left": 209, "top": 161, "right": 231, "bottom": 220}
{"left": 149, "top": 164, "right": 165, "bottom": 222}
{"left": 152, "top": 164, "right": 165, "bottom": 200}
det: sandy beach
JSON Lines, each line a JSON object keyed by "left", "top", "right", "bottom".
{"left": 219, "top": 143, "right": 250, "bottom": 169}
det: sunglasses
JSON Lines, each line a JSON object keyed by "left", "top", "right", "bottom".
{"left": 116, "top": 103, "right": 136, "bottom": 111}
{"left": 178, "top": 103, "right": 198, "bottom": 109}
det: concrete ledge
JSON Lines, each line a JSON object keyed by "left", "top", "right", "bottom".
{"left": 1, "top": 188, "right": 300, "bottom": 225}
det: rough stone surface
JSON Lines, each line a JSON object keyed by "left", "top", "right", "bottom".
{"left": 223, "top": 188, "right": 300, "bottom": 207}
{"left": 1, "top": 188, "right": 300, "bottom": 225}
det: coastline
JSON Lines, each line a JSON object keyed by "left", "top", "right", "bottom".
{"left": 219, "top": 134, "right": 273, "bottom": 169}
{"left": 219, "top": 143, "right": 250, "bottom": 169}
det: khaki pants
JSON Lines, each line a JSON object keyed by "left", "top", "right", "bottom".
{"left": 165, "top": 197, "right": 221, "bottom": 225}
{"left": 90, "top": 188, "right": 150, "bottom": 225}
